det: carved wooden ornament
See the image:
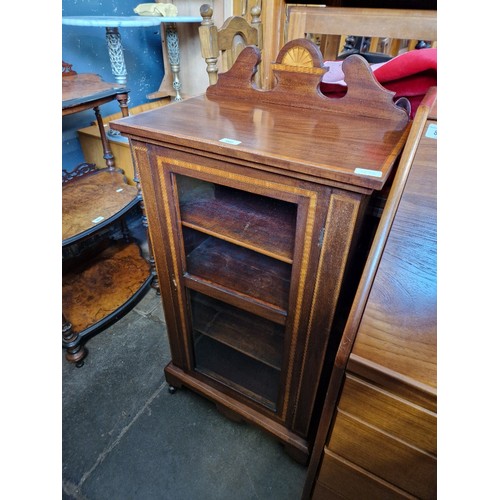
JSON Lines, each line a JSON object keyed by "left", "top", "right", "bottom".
{"left": 206, "top": 38, "right": 409, "bottom": 126}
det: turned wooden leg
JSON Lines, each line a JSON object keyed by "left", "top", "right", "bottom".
{"left": 62, "top": 314, "right": 87, "bottom": 367}
{"left": 116, "top": 92, "right": 130, "bottom": 118}
{"left": 93, "top": 105, "right": 117, "bottom": 171}
{"left": 108, "top": 92, "right": 130, "bottom": 138}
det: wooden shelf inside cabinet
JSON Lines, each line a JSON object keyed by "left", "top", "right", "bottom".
{"left": 194, "top": 334, "right": 281, "bottom": 410}
{"left": 179, "top": 183, "right": 297, "bottom": 264}
{"left": 191, "top": 292, "right": 284, "bottom": 371}
{"left": 184, "top": 235, "right": 291, "bottom": 323}
{"left": 109, "top": 38, "right": 412, "bottom": 464}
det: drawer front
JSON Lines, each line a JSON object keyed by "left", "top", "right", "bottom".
{"left": 313, "top": 448, "right": 415, "bottom": 500}
{"left": 328, "top": 410, "right": 436, "bottom": 499}
{"left": 334, "top": 374, "right": 436, "bottom": 455}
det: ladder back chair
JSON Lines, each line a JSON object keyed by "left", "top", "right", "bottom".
{"left": 199, "top": 3, "right": 263, "bottom": 87}
{"left": 286, "top": 6, "right": 437, "bottom": 61}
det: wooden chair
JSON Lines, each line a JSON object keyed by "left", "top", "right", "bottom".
{"left": 286, "top": 6, "right": 437, "bottom": 62}
{"left": 198, "top": 3, "right": 263, "bottom": 87}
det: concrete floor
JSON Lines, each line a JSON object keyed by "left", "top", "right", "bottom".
{"left": 62, "top": 288, "right": 307, "bottom": 499}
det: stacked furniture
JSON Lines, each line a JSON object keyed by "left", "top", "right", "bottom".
{"left": 62, "top": 70, "right": 153, "bottom": 366}
{"left": 302, "top": 88, "right": 437, "bottom": 498}
{"left": 109, "top": 38, "right": 413, "bottom": 462}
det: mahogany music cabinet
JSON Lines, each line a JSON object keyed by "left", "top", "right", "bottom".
{"left": 110, "top": 39, "right": 410, "bottom": 462}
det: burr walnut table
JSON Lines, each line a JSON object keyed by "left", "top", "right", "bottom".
{"left": 62, "top": 72, "right": 152, "bottom": 366}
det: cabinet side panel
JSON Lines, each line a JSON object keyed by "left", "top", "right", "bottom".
{"left": 291, "top": 189, "right": 366, "bottom": 437}
{"left": 129, "top": 141, "right": 188, "bottom": 369}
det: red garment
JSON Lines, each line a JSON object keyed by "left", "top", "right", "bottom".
{"left": 320, "top": 48, "right": 437, "bottom": 118}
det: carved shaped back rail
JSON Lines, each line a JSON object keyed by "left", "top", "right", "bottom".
{"left": 206, "top": 38, "right": 409, "bottom": 127}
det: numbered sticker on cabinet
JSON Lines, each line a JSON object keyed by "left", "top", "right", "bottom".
{"left": 219, "top": 138, "right": 242, "bottom": 145}
{"left": 354, "top": 168, "right": 382, "bottom": 178}
{"left": 425, "top": 123, "right": 437, "bottom": 139}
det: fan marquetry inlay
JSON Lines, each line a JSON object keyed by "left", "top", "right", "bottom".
{"left": 281, "top": 46, "right": 314, "bottom": 68}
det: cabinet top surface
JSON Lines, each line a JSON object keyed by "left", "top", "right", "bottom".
{"left": 352, "top": 117, "right": 437, "bottom": 389}
{"left": 112, "top": 94, "right": 408, "bottom": 190}
{"left": 111, "top": 40, "right": 411, "bottom": 191}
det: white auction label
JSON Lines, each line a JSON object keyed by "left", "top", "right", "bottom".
{"left": 425, "top": 123, "right": 437, "bottom": 139}
{"left": 354, "top": 168, "right": 382, "bottom": 178}
{"left": 219, "top": 138, "right": 242, "bottom": 145}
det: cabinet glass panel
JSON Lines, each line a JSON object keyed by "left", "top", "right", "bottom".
{"left": 190, "top": 291, "right": 284, "bottom": 410}
{"left": 175, "top": 174, "right": 297, "bottom": 411}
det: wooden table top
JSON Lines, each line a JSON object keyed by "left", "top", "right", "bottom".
{"left": 350, "top": 114, "right": 437, "bottom": 392}
{"left": 62, "top": 169, "right": 138, "bottom": 244}
{"left": 62, "top": 73, "right": 129, "bottom": 115}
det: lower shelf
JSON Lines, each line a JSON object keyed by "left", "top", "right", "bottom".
{"left": 190, "top": 291, "right": 285, "bottom": 370}
{"left": 194, "top": 333, "right": 281, "bottom": 411}
{"left": 62, "top": 241, "right": 151, "bottom": 335}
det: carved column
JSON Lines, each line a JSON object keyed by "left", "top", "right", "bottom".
{"left": 166, "top": 24, "right": 183, "bottom": 101}
{"left": 106, "top": 27, "right": 127, "bottom": 85}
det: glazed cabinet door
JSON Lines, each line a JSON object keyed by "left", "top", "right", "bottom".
{"left": 136, "top": 144, "right": 331, "bottom": 422}
{"left": 177, "top": 172, "right": 297, "bottom": 413}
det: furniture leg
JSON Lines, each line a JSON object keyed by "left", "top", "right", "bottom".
{"left": 116, "top": 92, "right": 130, "bottom": 118}
{"left": 62, "top": 314, "right": 87, "bottom": 367}
{"left": 261, "top": 0, "right": 287, "bottom": 90}
{"left": 93, "top": 105, "right": 118, "bottom": 171}
{"left": 108, "top": 92, "right": 130, "bottom": 138}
